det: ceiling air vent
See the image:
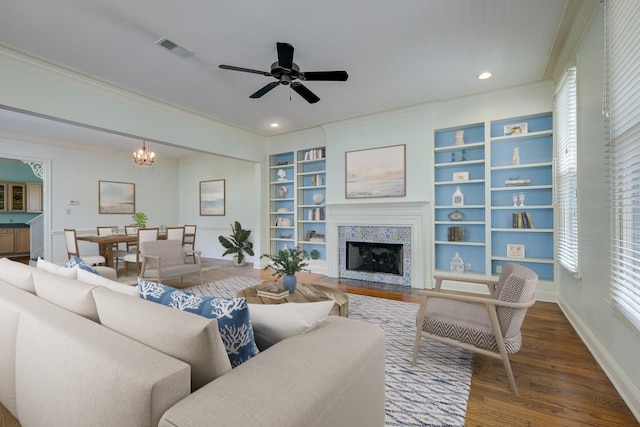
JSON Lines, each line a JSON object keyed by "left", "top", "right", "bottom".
{"left": 155, "top": 37, "right": 193, "bottom": 58}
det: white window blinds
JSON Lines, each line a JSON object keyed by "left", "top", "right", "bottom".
{"left": 555, "top": 66, "right": 579, "bottom": 276}
{"left": 606, "top": 0, "right": 640, "bottom": 331}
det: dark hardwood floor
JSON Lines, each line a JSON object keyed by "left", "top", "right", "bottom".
{"left": 6, "top": 256, "right": 639, "bottom": 426}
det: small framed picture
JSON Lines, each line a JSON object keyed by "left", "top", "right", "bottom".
{"left": 506, "top": 244, "right": 525, "bottom": 258}
{"left": 453, "top": 171, "right": 469, "bottom": 181}
{"left": 504, "top": 123, "right": 528, "bottom": 136}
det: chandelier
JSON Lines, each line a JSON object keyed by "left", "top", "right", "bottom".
{"left": 132, "top": 140, "right": 155, "bottom": 167}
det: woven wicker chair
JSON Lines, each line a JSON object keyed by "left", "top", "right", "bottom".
{"left": 412, "top": 263, "right": 537, "bottom": 395}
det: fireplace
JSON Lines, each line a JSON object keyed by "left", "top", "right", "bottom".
{"left": 346, "top": 241, "right": 403, "bottom": 275}
{"left": 327, "top": 202, "right": 428, "bottom": 288}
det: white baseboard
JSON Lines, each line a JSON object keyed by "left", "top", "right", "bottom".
{"left": 558, "top": 296, "right": 640, "bottom": 422}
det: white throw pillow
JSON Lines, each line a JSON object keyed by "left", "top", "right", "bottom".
{"left": 36, "top": 258, "right": 78, "bottom": 279}
{"left": 77, "top": 268, "right": 139, "bottom": 297}
{"left": 248, "top": 301, "right": 334, "bottom": 349}
{"left": 0, "top": 257, "right": 36, "bottom": 293}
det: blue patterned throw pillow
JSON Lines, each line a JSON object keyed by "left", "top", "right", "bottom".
{"left": 137, "top": 278, "right": 259, "bottom": 367}
{"left": 64, "top": 256, "right": 100, "bottom": 275}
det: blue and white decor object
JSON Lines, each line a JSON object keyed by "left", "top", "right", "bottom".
{"left": 137, "top": 279, "right": 259, "bottom": 367}
{"left": 64, "top": 256, "right": 100, "bottom": 275}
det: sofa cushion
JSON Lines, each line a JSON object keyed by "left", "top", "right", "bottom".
{"left": 77, "top": 268, "right": 138, "bottom": 297}
{"left": 138, "top": 279, "right": 259, "bottom": 367}
{"left": 32, "top": 269, "right": 99, "bottom": 322}
{"left": 0, "top": 258, "right": 36, "bottom": 293}
{"left": 248, "top": 301, "right": 334, "bottom": 349}
{"left": 64, "top": 256, "right": 100, "bottom": 275}
{"left": 36, "top": 258, "right": 78, "bottom": 279}
{"left": 92, "top": 286, "right": 231, "bottom": 391}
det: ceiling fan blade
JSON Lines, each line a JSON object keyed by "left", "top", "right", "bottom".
{"left": 219, "top": 64, "right": 272, "bottom": 76}
{"left": 250, "top": 81, "right": 280, "bottom": 99}
{"left": 291, "top": 82, "right": 320, "bottom": 104}
{"left": 301, "top": 71, "right": 349, "bottom": 81}
{"left": 276, "top": 42, "right": 294, "bottom": 70}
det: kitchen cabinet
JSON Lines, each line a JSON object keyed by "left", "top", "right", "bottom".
{"left": 0, "top": 229, "right": 15, "bottom": 254}
{"left": 26, "top": 183, "right": 43, "bottom": 212}
{"left": 9, "top": 184, "right": 25, "bottom": 212}
{"left": 0, "top": 183, "right": 7, "bottom": 212}
{"left": 15, "top": 228, "right": 30, "bottom": 253}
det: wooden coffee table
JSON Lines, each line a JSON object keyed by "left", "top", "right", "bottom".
{"left": 237, "top": 282, "right": 349, "bottom": 317}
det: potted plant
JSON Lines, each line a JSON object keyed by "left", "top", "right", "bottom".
{"left": 261, "top": 246, "right": 310, "bottom": 293}
{"left": 218, "top": 221, "right": 254, "bottom": 266}
{"left": 131, "top": 212, "right": 148, "bottom": 228}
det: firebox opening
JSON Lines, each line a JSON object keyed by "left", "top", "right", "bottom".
{"left": 346, "top": 241, "right": 403, "bottom": 276}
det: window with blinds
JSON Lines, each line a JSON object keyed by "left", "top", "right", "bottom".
{"left": 555, "top": 66, "right": 579, "bottom": 276}
{"left": 605, "top": 0, "right": 640, "bottom": 331}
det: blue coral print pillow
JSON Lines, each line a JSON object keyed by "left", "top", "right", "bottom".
{"left": 64, "top": 256, "right": 99, "bottom": 275}
{"left": 137, "top": 278, "right": 259, "bottom": 367}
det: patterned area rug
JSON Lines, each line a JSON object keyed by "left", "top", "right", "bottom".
{"left": 188, "top": 277, "right": 474, "bottom": 427}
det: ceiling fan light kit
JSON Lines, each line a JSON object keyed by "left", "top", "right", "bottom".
{"left": 219, "top": 42, "right": 348, "bottom": 104}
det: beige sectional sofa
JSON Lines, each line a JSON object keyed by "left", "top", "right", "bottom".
{"left": 0, "top": 258, "right": 386, "bottom": 427}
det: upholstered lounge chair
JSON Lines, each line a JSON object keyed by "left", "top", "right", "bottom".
{"left": 140, "top": 239, "right": 202, "bottom": 286}
{"left": 412, "top": 262, "right": 537, "bottom": 395}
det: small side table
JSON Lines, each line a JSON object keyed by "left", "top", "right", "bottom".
{"left": 237, "top": 282, "right": 349, "bottom": 317}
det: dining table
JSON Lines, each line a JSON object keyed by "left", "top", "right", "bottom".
{"left": 77, "top": 232, "right": 166, "bottom": 268}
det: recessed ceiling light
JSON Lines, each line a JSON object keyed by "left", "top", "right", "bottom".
{"left": 478, "top": 72, "right": 492, "bottom": 80}
{"left": 270, "top": 123, "right": 279, "bottom": 128}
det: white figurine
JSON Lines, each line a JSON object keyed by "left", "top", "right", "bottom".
{"left": 512, "top": 194, "right": 518, "bottom": 207}
{"left": 512, "top": 147, "right": 520, "bottom": 165}
{"left": 277, "top": 169, "right": 287, "bottom": 181}
{"left": 519, "top": 192, "right": 525, "bottom": 207}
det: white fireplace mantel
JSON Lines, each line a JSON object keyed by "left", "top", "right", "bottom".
{"left": 326, "top": 202, "right": 429, "bottom": 288}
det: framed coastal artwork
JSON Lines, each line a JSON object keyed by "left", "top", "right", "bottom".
{"left": 98, "top": 180, "right": 135, "bottom": 214}
{"left": 345, "top": 144, "right": 406, "bottom": 199}
{"left": 200, "top": 179, "right": 225, "bottom": 216}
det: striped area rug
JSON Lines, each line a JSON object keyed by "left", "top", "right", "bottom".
{"left": 188, "top": 277, "right": 474, "bottom": 427}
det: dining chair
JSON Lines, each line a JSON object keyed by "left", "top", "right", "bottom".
{"left": 97, "top": 226, "right": 128, "bottom": 270}
{"left": 63, "top": 228, "right": 106, "bottom": 266}
{"left": 412, "top": 263, "right": 538, "bottom": 395}
{"left": 183, "top": 224, "right": 197, "bottom": 262}
{"left": 123, "top": 228, "right": 159, "bottom": 276}
{"left": 124, "top": 226, "right": 139, "bottom": 253}
{"left": 166, "top": 226, "right": 185, "bottom": 245}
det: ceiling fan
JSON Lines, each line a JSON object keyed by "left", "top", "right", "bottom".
{"left": 219, "top": 42, "right": 348, "bottom": 104}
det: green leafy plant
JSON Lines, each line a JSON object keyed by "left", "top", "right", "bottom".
{"left": 261, "top": 246, "right": 310, "bottom": 278}
{"left": 131, "top": 212, "right": 148, "bottom": 228}
{"left": 218, "top": 221, "right": 254, "bottom": 264}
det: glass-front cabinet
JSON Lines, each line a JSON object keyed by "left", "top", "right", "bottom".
{"left": 9, "top": 183, "right": 25, "bottom": 212}
{"left": 0, "top": 182, "right": 7, "bottom": 212}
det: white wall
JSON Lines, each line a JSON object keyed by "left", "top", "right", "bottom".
{"left": 556, "top": 8, "right": 640, "bottom": 419}
{"left": 178, "top": 154, "right": 261, "bottom": 263}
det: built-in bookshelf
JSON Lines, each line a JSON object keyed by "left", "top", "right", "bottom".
{"left": 433, "top": 112, "right": 554, "bottom": 281}
{"left": 268, "top": 147, "right": 327, "bottom": 264}
{"left": 433, "top": 123, "right": 486, "bottom": 274}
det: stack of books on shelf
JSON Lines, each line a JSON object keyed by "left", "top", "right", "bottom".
{"left": 304, "top": 148, "right": 325, "bottom": 160}
{"left": 255, "top": 282, "right": 290, "bottom": 300}
{"left": 512, "top": 212, "right": 534, "bottom": 229}
{"left": 307, "top": 207, "right": 324, "bottom": 221}
{"left": 447, "top": 226, "right": 464, "bottom": 242}
{"left": 310, "top": 174, "right": 324, "bottom": 186}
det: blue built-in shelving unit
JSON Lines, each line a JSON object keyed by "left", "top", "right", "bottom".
{"left": 433, "top": 112, "right": 554, "bottom": 281}
{"left": 433, "top": 122, "right": 486, "bottom": 274}
{"left": 490, "top": 112, "right": 554, "bottom": 280}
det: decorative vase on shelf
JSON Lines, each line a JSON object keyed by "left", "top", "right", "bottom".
{"left": 454, "top": 130, "right": 465, "bottom": 146}
{"left": 283, "top": 274, "right": 297, "bottom": 293}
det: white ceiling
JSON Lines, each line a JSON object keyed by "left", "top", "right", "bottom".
{"left": 0, "top": 0, "right": 571, "bottom": 155}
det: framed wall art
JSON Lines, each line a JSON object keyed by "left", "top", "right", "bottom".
{"left": 200, "top": 179, "right": 225, "bottom": 216}
{"left": 506, "top": 244, "right": 525, "bottom": 258}
{"left": 99, "top": 180, "right": 135, "bottom": 214}
{"left": 345, "top": 144, "right": 406, "bottom": 199}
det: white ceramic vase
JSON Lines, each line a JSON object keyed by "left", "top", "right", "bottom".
{"left": 454, "top": 130, "right": 465, "bottom": 146}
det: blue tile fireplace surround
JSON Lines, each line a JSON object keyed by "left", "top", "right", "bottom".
{"left": 338, "top": 225, "right": 412, "bottom": 286}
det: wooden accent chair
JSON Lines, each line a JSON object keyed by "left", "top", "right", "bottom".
{"left": 63, "top": 228, "right": 106, "bottom": 266}
{"left": 140, "top": 239, "right": 202, "bottom": 286}
{"left": 96, "top": 226, "right": 128, "bottom": 270}
{"left": 123, "top": 228, "right": 159, "bottom": 276}
{"left": 412, "top": 263, "right": 538, "bottom": 395}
